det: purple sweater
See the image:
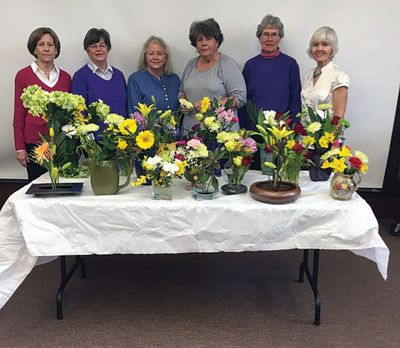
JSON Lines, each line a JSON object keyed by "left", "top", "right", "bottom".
{"left": 71, "top": 64, "right": 127, "bottom": 116}
{"left": 238, "top": 53, "right": 301, "bottom": 129}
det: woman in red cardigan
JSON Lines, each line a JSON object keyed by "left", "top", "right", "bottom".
{"left": 13, "top": 27, "right": 71, "bottom": 181}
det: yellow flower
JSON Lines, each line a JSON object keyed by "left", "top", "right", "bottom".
{"left": 136, "top": 130, "right": 155, "bottom": 150}
{"left": 195, "top": 113, "right": 204, "bottom": 121}
{"left": 286, "top": 139, "right": 295, "bottom": 149}
{"left": 321, "top": 160, "right": 331, "bottom": 169}
{"left": 339, "top": 146, "right": 352, "bottom": 157}
{"left": 175, "top": 160, "right": 187, "bottom": 175}
{"left": 143, "top": 161, "right": 154, "bottom": 171}
{"left": 199, "top": 97, "right": 211, "bottom": 113}
{"left": 270, "top": 126, "right": 294, "bottom": 141}
{"left": 318, "top": 136, "right": 329, "bottom": 148}
{"left": 119, "top": 119, "right": 137, "bottom": 135}
{"left": 264, "top": 161, "right": 276, "bottom": 169}
{"left": 225, "top": 140, "right": 237, "bottom": 152}
{"left": 324, "top": 132, "right": 335, "bottom": 143}
{"left": 117, "top": 139, "right": 128, "bottom": 150}
{"left": 355, "top": 151, "right": 368, "bottom": 164}
{"left": 135, "top": 102, "right": 155, "bottom": 117}
{"left": 361, "top": 163, "right": 368, "bottom": 174}
{"left": 49, "top": 127, "right": 55, "bottom": 139}
{"left": 131, "top": 175, "right": 149, "bottom": 187}
{"left": 160, "top": 109, "right": 172, "bottom": 120}
{"left": 233, "top": 156, "right": 243, "bottom": 167}
{"left": 317, "top": 103, "right": 332, "bottom": 111}
{"left": 179, "top": 98, "right": 193, "bottom": 110}
{"left": 307, "top": 122, "right": 322, "bottom": 133}
{"left": 303, "top": 136, "right": 315, "bottom": 146}
{"left": 331, "top": 157, "right": 347, "bottom": 173}
{"left": 204, "top": 116, "right": 215, "bottom": 128}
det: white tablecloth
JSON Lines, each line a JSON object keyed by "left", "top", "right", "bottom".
{"left": 0, "top": 171, "right": 390, "bottom": 309}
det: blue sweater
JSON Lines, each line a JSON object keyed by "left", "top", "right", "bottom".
{"left": 127, "top": 69, "right": 180, "bottom": 115}
{"left": 238, "top": 53, "right": 301, "bottom": 129}
{"left": 71, "top": 64, "right": 127, "bottom": 117}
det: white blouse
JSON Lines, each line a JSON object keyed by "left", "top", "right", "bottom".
{"left": 301, "top": 61, "right": 349, "bottom": 113}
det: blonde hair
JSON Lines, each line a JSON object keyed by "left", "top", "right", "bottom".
{"left": 138, "top": 36, "right": 172, "bottom": 75}
{"left": 307, "top": 26, "right": 338, "bottom": 59}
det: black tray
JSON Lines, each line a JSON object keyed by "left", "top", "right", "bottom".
{"left": 25, "top": 182, "right": 84, "bottom": 196}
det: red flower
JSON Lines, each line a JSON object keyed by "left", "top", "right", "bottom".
{"left": 176, "top": 140, "right": 187, "bottom": 147}
{"left": 332, "top": 139, "right": 341, "bottom": 148}
{"left": 264, "top": 144, "right": 274, "bottom": 153}
{"left": 304, "top": 150, "right": 313, "bottom": 159}
{"left": 331, "top": 116, "right": 340, "bottom": 125}
{"left": 349, "top": 157, "right": 362, "bottom": 169}
{"left": 294, "top": 123, "right": 307, "bottom": 135}
{"left": 232, "top": 117, "right": 238, "bottom": 123}
{"left": 192, "top": 123, "right": 200, "bottom": 131}
{"left": 274, "top": 111, "right": 284, "bottom": 120}
{"left": 242, "top": 156, "right": 251, "bottom": 166}
{"left": 285, "top": 118, "right": 293, "bottom": 127}
{"left": 292, "top": 143, "right": 305, "bottom": 154}
{"left": 175, "top": 154, "right": 185, "bottom": 161}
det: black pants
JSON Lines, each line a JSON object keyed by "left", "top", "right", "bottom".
{"left": 25, "top": 143, "right": 47, "bottom": 182}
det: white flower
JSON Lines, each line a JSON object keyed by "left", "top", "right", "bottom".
{"left": 147, "top": 155, "right": 162, "bottom": 166}
{"left": 263, "top": 110, "right": 277, "bottom": 126}
{"left": 61, "top": 124, "right": 77, "bottom": 138}
{"left": 162, "top": 162, "right": 179, "bottom": 174}
{"left": 105, "top": 113, "right": 124, "bottom": 125}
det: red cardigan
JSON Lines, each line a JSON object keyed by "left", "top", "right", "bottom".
{"left": 13, "top": 66, "right": 71, "bottom": 150}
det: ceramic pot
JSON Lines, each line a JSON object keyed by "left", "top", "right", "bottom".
{"left": 330, "top": 172, "right": 361, "bottom": 200}
{"left": 249, "top": 180, "right": 301, "bottom": 204}
{"left": 86, "top": 160, "right": 131, "bottom": 195}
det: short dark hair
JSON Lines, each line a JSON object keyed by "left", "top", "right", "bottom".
{"left": 27, "top": 27, "right": 61, "bottom": 58}
{"left": 83, "top": 28, "right": 111, "bottom": 50}
{"left": 189, "top": 18, "right": 224, "bottom": 48}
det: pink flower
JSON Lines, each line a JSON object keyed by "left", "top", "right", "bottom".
{"left": 176, "top": 140, "right": 187, "bottom": 147}
{"left": 332, "top": 139, "right": 341, "bottom": 148}
{"left": 241, "top": 137, "right": 257, "bottom": 153}
{"left": 187, "top": 139, "right": 202, "bottom": 149}
{"left": 175, "top": 153, "right": 185, "bottom": 161}
{"left": 232, "top": 117, "right": 238, "bottom": 123}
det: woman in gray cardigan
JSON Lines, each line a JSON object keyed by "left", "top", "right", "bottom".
{"left": 179, "top": 18, "right": 246, "bottom": 134}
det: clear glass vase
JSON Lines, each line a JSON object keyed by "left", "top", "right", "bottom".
{"left": 222, "top": 165, "right": 248, "bottom": 195}
{"left": 151, "top": 183, "right": 172, "bottom": 200}
{"left": 330, "top": 172, "right": 361, "bottom": 200}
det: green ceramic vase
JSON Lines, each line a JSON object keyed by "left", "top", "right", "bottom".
{"left": 86, "top": 160, "right": 131, "bottom": 195}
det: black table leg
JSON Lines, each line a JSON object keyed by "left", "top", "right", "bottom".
{"left": 299, "top": 249, "right": 321, "bottom": 325}
{"left": 56, "top": 256, "right": 86, "bottom": 320}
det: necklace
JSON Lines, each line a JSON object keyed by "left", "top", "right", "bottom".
{"left": 313, "top": 69, "right": 322, "bottom": 79}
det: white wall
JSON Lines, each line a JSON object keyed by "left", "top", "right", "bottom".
{"left": 0, "top": 0, "right": 399, "bottom": 187}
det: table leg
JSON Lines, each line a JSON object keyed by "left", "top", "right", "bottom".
{"left": 56, "top": 256, "right": 86, "bottom": 320}
{"left": 299, "top": 249, "right": 321, "bottom": 326}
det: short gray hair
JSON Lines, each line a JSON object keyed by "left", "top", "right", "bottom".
{"left": 307, "top": 26, "right": 338, "bottom": 59}
{"left": 138, "top": 36, "right": 172, "bottom": 75}
{"left": 256, "top": 15, "right": 284, "bottom": 38}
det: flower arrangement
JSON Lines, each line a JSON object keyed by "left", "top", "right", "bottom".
{"left": 216, "top": 130, "right": 257, "bottom": 187}
{"left": 133, "top": 151, "right": 186, "bottom": 188}
{"left": 175, "top": 138, "right": 221, "bottom": 194}
{"left": 296, "top": 104, "right": 350, "bottom": 153}
{"left": 21, "top": 84, "right": 85, "bottom": 175}
{"left": 251, "top": 110, "right": 311, "bottom": 190}
{"left": 179, "top": 97, "right": 238, "bottom": 146}
{"left": 320, "top": 145, "right": 368, "bottom": 175}
{"left": 130, "top": 99, "right": 181, "bottom": 148}
{"left": 29, "top": 128, "right": 71, "bottom": 189}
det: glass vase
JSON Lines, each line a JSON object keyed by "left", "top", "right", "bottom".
{"left": 151, "top": 183, "right": 172, "bottom": 200}
{"left": 330, "top": 172, "right": 361, "bottom": 201}
{"left": 221, "top": 165, "right": 248, "bottom": 195}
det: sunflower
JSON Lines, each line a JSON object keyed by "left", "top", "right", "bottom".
{"left": 136, "top": 130, "right": 155, "bottom": 150}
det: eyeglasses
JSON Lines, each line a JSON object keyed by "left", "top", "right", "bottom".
{"left": 261, "top": 32, "right": 280, "bottom": 39}
{"left": 88, "top": 43, "right": 108, "bottom": 50}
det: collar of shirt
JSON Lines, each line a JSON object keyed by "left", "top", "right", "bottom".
{"left": 260, "top": 47, "right": 281, "bottom": 59}
{"left": 31, "top": 61, "right": 60, "bottom": 87}
{"left": 87, "top": 60, "right": 113, "bottom": 81}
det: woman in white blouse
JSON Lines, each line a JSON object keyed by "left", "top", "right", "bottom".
{"left": 301, "top": 26, "right": 349, "bottom": 118}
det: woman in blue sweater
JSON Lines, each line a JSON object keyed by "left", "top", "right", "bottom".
{"left": 127, "top": 36, "right": 180, "bottom": 115}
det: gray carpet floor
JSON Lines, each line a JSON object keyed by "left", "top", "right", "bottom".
{"left": 0, "top": 220, "right": 399, "bottom": 347}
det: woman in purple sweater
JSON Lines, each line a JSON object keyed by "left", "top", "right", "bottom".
{"left": 238, "top": 14, "right": 301, "bottom": 169}
{"left": 71, "top": 28, "right": 127, "bottom": 117}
